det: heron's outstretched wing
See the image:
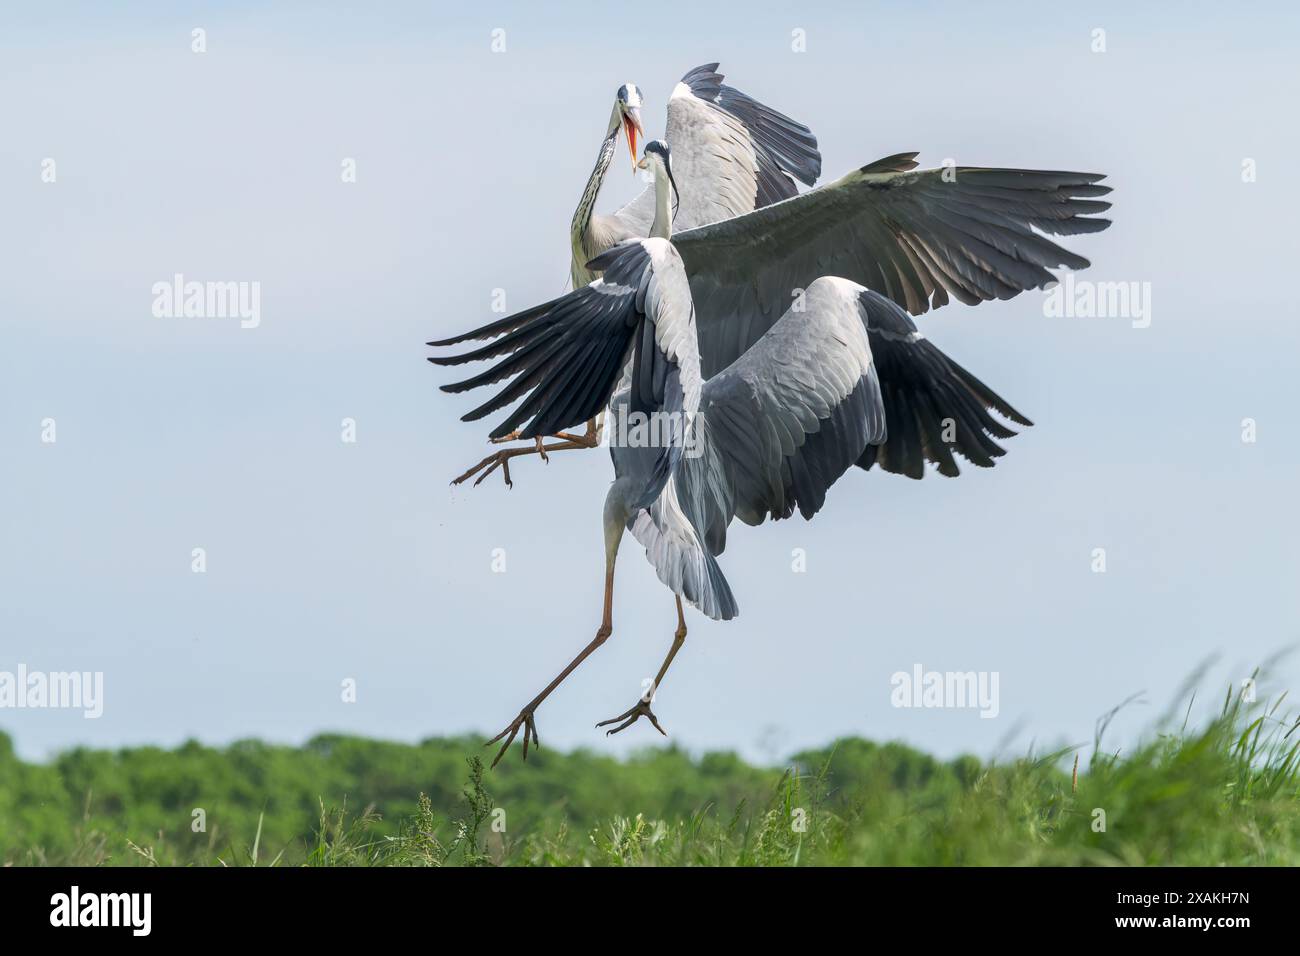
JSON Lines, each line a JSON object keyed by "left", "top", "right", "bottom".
{"left": 853, "top": 288, "right": 1031, "bottom": 479}
{"left": 674, "top": 276, "right": 886, "bottom": 558}
{"left": 614, "top": 63, "right": 821, "bottom": 235}
{"left": 428, "top": 238, "right": 699, "bottom": 454}
{"left": 675, "top": 154, "right": 1112, "bottom": 376}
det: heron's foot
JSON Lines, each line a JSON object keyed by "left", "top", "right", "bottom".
{"left": 452, "top": 448, "right": 519, "bottom": 488}
{"left": 452, "top": 435, "right": 575, "bottom": 489}
{"left": 485, "top": 708, "right": 541, "bottom": 768}
{"left": 596, "top": 698, "right": 667, "bottom": 737}
{"left": 487, "top": 432, "right": 550, "bottom": 462}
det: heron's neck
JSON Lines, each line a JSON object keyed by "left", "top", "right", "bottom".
{"left": 570, "top": 119, "right": 620, "bottom": 250}
{"left": 649, "top": 168, "right": 673, "bottom": 240}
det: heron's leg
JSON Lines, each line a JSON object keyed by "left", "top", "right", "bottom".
{"left": 455, "top": 416, "right": 604, "bottom": 489}
{"left": 490, "top": 415, "right": 602, "bottom": 448}
{"left": 485, "top": 551, "right": 619, "bottom": 768}
{"left": 552, "top": 416, "right": 603, "bottom": 446}
{"left": 452, "top": 437, "right": 581, "bottom": 488}
{"left": 597, "top": 595, "right": 688, "bottom": 737}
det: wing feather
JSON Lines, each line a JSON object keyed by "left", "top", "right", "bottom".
{"left": 675, "top": 276, "right": 885, "bottom": 555}
{"left": 613, "top": 63, "right": 822, "bottom": 236}
{"left": 428, "top": 239, "right": 696, "bottom": 443}
{"left": 675, "top": 157, "right": 1112, "bottom": 376}
{"left": 852, "top": 288, "right": 1032, "bottom": 479}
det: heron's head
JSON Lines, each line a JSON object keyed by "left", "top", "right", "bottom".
{"left": 637, "top": 139, "right": 679, "bottom": 211}
{"left": 614, "top": 83, "right": 645, "bottom": 172}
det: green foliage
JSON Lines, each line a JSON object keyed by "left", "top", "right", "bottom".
{"left": 2, "top": 686, "right": 1296, "bottom": 866}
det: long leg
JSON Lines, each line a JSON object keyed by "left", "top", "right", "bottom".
{"left": 597, "top": 595, "right": 688, "bottom": 736}
{"left": 552, "top": 416, "right": 602, "bottom": 445}
{"left": 485, "top": 528, "right": 621, "bottom": 768}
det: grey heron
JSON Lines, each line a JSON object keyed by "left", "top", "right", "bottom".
{"left": 570, "top": 64, "right": 822, "bottom": 291}
{"left": 452, "top": 64, "right": 1110, "bottom": 488}
{"left": 463, "top": 64, "right": 824, "bottom": 476}
{"left": 430, "top": 141, "right": 1041, "bottom": 765}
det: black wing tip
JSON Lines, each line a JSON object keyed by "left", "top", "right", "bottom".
{"left": 683, "top": 62, "right": 723, "bottom": 83}
{"left": 427, "top": 334, "right": 469, "bottom": 348}
{"left": 586, "top": 238, "right": 648, "bottom": 275}
{"left": 684, "top": 62, "right": 822, "bottom": 190}
{"left": 585, "top": 249, "right": 618, "bottom": 272}
{"left": 1059, "top": 218, "right": 1112, "bottom": 235}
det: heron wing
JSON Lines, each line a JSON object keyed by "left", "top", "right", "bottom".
{"left": 428, "top": 239, "right": 699, "bottom": 485}
{"left": 674, "top": 155, "right": 1111, "bottom": 376}
{"left": 852, "top": 288, "right": 1031, "bottom": 479}
{"left": 614, "top": 63, "right": 822, "bottom": 235}
{"left": 674, "top": 277, "right": 886, "bottom": 558}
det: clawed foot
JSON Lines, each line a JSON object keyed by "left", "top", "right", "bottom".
{"left": 452, "top": 437, "right": 553, "bottom": 488}
{"left": 453, "top": 448, "right": 519, "bottom": 488}
{"left": 485, "top": 709, "right": 540, "bottom": 768}
{"left": 596, "top": 698, "right": 667, "bottom": 737}
{"left": 490, "top": 432, "right": 549, "bottom": 461}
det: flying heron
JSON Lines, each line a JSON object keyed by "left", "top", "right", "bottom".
{"left": 569, "top": 64, "right": 822, "bottom": 291}
{"left": 430, "top": 141, "right": 1060, "bottom": 766}
{"left": 452, "top": 63, "right": 1112, "bottom": 491}
{"left": 457, "top": 65, "right": 825, "bottom": 478}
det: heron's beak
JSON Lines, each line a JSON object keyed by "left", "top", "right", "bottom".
{"left": 636, "top": 156, "right": 648, "bottom": 170}
{"left": 623, "top": 108, "right": 644, "bottom": 172}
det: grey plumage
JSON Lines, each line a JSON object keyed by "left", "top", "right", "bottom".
{"left": 432, "top": 235, "right": 1030, "bottom": 620}
{"left": 615, "top": 64, "right": 820, "bottom": 230}
{"left": 434, "top": 85, "right": 1113, "bottom": 624}
{"left": 603, "top": 64, "right": 823, "bottom": 248}
{"left": 432, "top": 240, "right": 696, "bottom": 499}
{"left": 678, "top": 62, "right": 821, "bottom": 199}
{"left": 674, "top": 154, "right": 1112, "bottom": 377}
{"left": 678, "top": 276, "right": 884, "bottom": 547}
{"left": 854, "top": 290, "right": 1032, "bottom": 479}
{"left": 435, "top": 70, "right": 1119, "bottom": 759}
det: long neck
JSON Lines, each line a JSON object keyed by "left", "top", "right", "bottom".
{"left": 649, "top": 167, "right": 673, "bottom": 240}
{"left": 570, "top": 118, "right": 620, "bottom": 251}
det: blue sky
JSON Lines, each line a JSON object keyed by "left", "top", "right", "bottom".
{"left": 2, "top": 1, "right": 1298, "bottom": 764}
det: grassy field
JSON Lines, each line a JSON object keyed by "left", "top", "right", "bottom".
{"left": 2, "top": 684, "right": 1297, "bottom": 866}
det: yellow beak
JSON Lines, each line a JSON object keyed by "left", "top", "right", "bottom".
{"left": 623, "top": 108, "right": 644, "bottom": 172}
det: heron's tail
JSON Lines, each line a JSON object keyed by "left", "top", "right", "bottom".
{"left": 628, "top": 493, "right": 738, "bottom": 622}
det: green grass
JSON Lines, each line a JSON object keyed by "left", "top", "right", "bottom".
{"left": 3, "top": 681, "right": 1297, "bottom": 866}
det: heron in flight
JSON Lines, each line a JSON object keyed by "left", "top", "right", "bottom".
{"left": 454, "top": 65, "right": 825, "bottom": 480}
{"left": 430, "top": 141, "right": 1059, "bottom": 765}
{"left": 453, "top": 62, "right": 1111, "bottom": 490}
{"left": 569, "top": 65, "right": 822, "bottom": 290}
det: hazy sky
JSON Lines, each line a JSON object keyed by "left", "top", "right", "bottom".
{"left": 2, "top": 1, "right": 1298, "bottom": 765}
